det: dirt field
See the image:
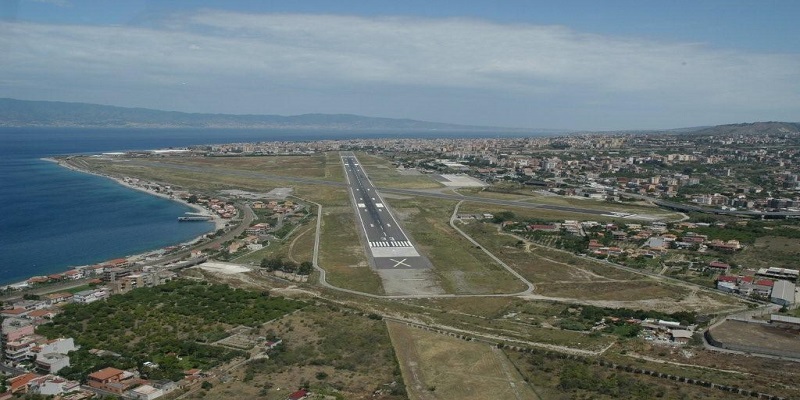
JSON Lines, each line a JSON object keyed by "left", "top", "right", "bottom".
{"left": 709, "top": 319, "right": 800, "bottom": 354}
{"left": 387, "top": 321, "right": 539, "bottom": 400}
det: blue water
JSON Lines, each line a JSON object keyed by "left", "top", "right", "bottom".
{"left": 0, "top": 127, "right": 535, "bottom": 285}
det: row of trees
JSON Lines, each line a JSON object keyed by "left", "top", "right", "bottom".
{"left": 260, "top": 256, "right": 313, "bottom": 275}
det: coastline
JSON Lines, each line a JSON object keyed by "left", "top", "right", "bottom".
{"left": 45, "top": 157, "right": 226, "bottom": 232}
{"left": 0, "top": 157, "right": 226, "bottom": 290}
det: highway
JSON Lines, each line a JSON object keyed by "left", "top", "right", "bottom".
{"left": 341, "top": 152, "right": 431, "bottom": 270}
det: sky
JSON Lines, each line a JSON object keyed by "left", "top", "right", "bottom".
{"left": 1, "top": 1, "right": 798, "bottom": 130}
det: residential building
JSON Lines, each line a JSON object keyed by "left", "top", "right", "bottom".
{"left": 8, "top": 373, "right": 40, "bottom": 396}
{"left": 707, "top": 261, "right": 731, "bottom": 274}
{"left": 28, "top": 375, "right": 80, "bottom": 396}
{"left": 103, "top": 267, "right": 131, "bottom": 282}
{"left": 43, "top": 292, "right": 73, "bottom": 305}
{"left": 35, "top": 353, "right": 70, "bottom": 374}
{"left": 130, "top": 384, "right": 164, "bottom": 400}
{"left": 87, "top": 367, "right": 137, "bottom": 394}
{"left": 740, "top": 279, "right": 774, "bottom": 298}
{"left": 72, "top": 288, "right": 109, "bottom": 304}
{"left": 4, "top": 339, "right": 36, "bottom": 363}
{"left": 2, "top": 318, "right": 34, "bottom": 343}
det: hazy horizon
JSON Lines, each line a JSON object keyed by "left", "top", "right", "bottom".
{"left": 1, "top": 1, "right": 798, "bottom": 130}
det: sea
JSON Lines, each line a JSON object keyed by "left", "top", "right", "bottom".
{"left": 0, "top": 127, "right": 532, "bottom": 285}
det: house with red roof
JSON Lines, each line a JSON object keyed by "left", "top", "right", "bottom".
{"left": 8, "top": 373, "right": 40, "bottom": 395}
{"left": 64, "top": 269, "right": 83, "bottom": 280}
{"left": 707, "top": 261, "right": 731, "bottom": 273}
{"left": 43, "top": 292, "right": 73, "bottom": 305}
{"left": 87, "top": 367, "right": 137, "bottom": 394}
{"left": 287, "top": 388, "right": 310, "bottom": 400}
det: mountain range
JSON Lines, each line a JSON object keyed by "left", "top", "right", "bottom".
{"left": 1, "top": 98, "right": 797, "bottom": 136}
{"left": 0, "top": 98, "right": 537, "bottom": 132}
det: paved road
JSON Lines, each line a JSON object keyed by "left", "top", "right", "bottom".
{"left": 341, "top": 152, "right": 431, "bottom": 270}
{"left": 619, "top": 191, "right": 800, "bottom": 218}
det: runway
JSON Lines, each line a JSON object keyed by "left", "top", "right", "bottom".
{"left": 341, "top": 152, "right": 431, "bottom": 270}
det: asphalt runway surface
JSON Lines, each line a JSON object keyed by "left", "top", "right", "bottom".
{"left": 341, "top": 152, "right": 432, "bottom": 270}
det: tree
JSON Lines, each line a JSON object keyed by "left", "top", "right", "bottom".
{"left": 492, "top": 211, "right": 516, "bottom": 223}
{"left": 187, "top": 194, "right": 198, "bottom": 204}
{"left": 298, "top": 262, "right": 313, "bottom": 275}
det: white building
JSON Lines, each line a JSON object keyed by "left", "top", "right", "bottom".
{"left": 28, "top": 375, "right": 80, "bottom": 396}
{"left": 38, "top": 337, "right": 76, "bottom": 355}
{"left": 72, "top": 288, "right": 108, "bottom": 304}
{"left": 35, "top": 353, "right": 70, "bottom": 373}
{"left": 130, "top": 384, "right": 164, "bottom": 400}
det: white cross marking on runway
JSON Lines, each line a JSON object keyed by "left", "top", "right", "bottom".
{"left": 389, "top": 258, "right": 411, "bottom": 268}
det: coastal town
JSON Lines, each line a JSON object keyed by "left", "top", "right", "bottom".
{"left": 0, "top": 176, "right": 316, "bottom": 399}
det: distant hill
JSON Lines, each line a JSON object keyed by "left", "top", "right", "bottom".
{"left": 0, "top": 98, "right": 533, "bottom": 132}
{"left": 680, "top": 122, "right": 800, "bottom": 137}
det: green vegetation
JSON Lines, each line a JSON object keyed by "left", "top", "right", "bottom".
{"left": 231, "top": 304, "right": 406, "bottom": 399}
{"left": 692, "top": 220, "right": 800, "bottom": 243}
{"left": 556, "top": 360, "right": 655, "bottom": 397}
{"left": 261, "top": 256, "right": 313, "bottom": 275}
{"left": 318, "top": 203, "right": 384, "bottom": 294}
{"left": 37, "top": 280, "right": 305, "bottom": 382}
{"left": 559, "top": 305, "right": 696, "bottom": 331}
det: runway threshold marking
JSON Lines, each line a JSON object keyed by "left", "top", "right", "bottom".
{"left": 389, "top": 258, "right": 411, "bottom": 268}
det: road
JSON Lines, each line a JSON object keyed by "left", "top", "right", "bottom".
{"left": 341, "top": 152, "right": 431, "bottom": 270}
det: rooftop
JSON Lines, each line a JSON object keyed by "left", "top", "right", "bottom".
{"left": 88, "top": 367, "right": 125, "bottom": 381}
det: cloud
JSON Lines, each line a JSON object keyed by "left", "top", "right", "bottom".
{"left": 0, "top": 10, "right": 798, "bottom": 128}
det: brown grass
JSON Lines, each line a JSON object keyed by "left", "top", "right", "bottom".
{"left": 387, "top": 321, "right": 540, "bottom": 400}
{"left": 387, "top": 197, "right": 527, "bottom": 294}
{"left": 355, "top": 152, "right": 443, "bottom": 189}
